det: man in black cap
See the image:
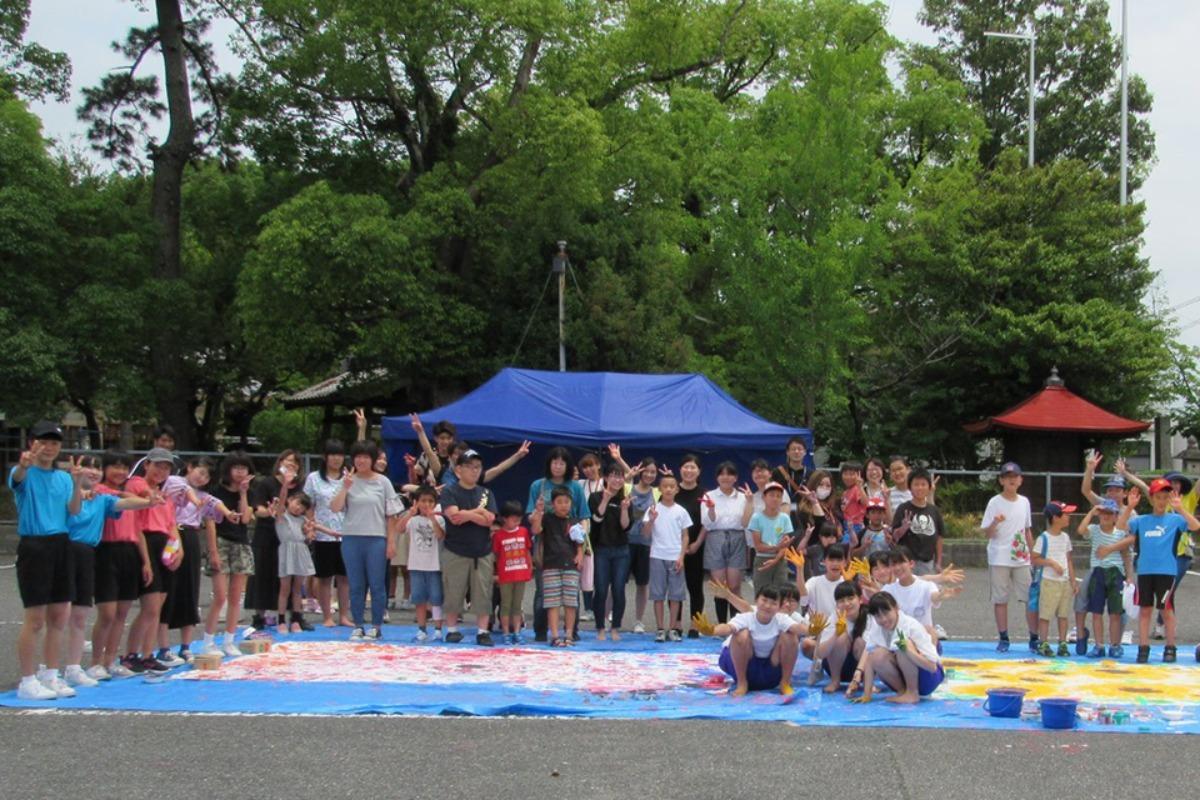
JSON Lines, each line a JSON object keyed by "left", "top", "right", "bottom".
{"left": 8, "top": 421, "right": 85, "bottom": 699}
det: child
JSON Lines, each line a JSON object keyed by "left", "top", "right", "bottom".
{"left": 63, "top": 456, "right": 161, "bottom": 687}
{"left": 890, "top": 468, "right": 944, "bottom": 576}
{"left": 1032, "top": 501, "right": 1077, "bottom": 657}
{"left": 803, "top": 524, "right": 840, "bottom": 581}
{"left": 646, "top": 474, "right": 693, "bottom": 642}
{"left": 625, "top": 458, "right": 660, "bottom": 634}
{"left": 853, "top": 497, "right": 891, "bottom": 558}
{"left": 274, "top": 486, "right": 316, "bottom": 634}
{"left": 813, "top": 581, "right": 870, "bottom": 694}
{"left": 747, "top": 482, "right": 794, "bottom": 593}
{"left": 710, "top": 586, "right": 803, "bottom": 696}
{"left": 884, "top": 547, "right": 961, "bottom": 650}
{"left": 9, "top": 421, "right": 84, "bottom": 699}
{"left": 981, "top": 462, "right": 1037, "bottom": 653}
{"left": 838, "top": 461, "right": 866, "bottom": 548}
{"left": 493, "top": 499, "right": 533, "bottom": 644}
{"left": 1078, "top": 499, "right": 1133, "bottom": 658}
{"left": 531, "top": 486, "right": 583, "bottom": 646}
{"left": 849, "top": 591, "right": 944, "bottom": 704}
{"left": 887, "top": 457, "right": 913, "bottom": 513}
{"left": 198, "top": 453, "right": 254, "bottom": 658}
{"left": 398, "top": 485, "right": 446, "bottom": 642}
{"left": 799, "top": 544, "right": 847, "bottom": 664}
{"left": 1100, "top": 481, "right": 1200, "bottom": 663}
{"left": 437, "top": 448, "right": 497, "bottom": 646}
{"left": 863, "top": 458, "right": 892, "bottom": 516}
{"left": 701, "top": 462, "right": 751, "bottom": 624}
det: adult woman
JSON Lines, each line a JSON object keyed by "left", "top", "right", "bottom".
{"left": 863, "top": 457, "right": 892, "bottom": 518}
{"left": 526, "top": 447, "right": 589, "bottom": 640}
{"left": 330, "top": 441, "right": 401, "bottom": 640}
{"left": 246, "top": 450, "right": 305, "bottom": 631}
{"left": 675, "top": 455, "right": 707, "bottom": 637}
{"left": 575, "top": 452, "right": 604, "bottom": 621}
{"left": 303, "top": 440, "right": 352, "bottom": 627}
{"left": 589, "top": 464, "right": 632, "bottom": 640}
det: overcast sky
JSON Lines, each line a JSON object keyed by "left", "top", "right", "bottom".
{"left": 24, "top": 0, "right": 1199, "bottom": 348}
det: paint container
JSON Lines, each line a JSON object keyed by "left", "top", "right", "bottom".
{"left": 1039, "top": 697, "right": 1079, "bottom": 729}
{"left": 983, "top": 687, "right": 1027, "bottom": 718}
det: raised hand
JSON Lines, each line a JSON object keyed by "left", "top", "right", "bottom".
{"left": 1114, "top": 456, "right": 1128, "bottom": 475}
{"left": 806, "top": 612, "right": 829, "bottom": 639}
{"left": 620, "top": 494, "right": 632, "bottom": 510}
{"left": 783, "top": 549, "right": 806, "bottom": 569}
{"left": 939, "top": 563, "right": 965, "bottom": 584}
{"left": 658, "top": 464, "right": 673, "bottom": 477}
{"left": 408, "top": 412, "right": 423, "bottom": 434}
{"left": 18, "top": 441, "right": 43, "bottom": 468}
{"left": 701, "top": 493, "right": 715, "bottom": 509}
{"left": 1170, "top": 493, "right": 1184, "bottom": 512}
{"left": 707, "top": 579, "right": 732, "bottom": 599}
{"left": 69, "top": 455, "right": 86, "bottom": 482}
{"left": 607, "top": 442, "right": 622, "bottom": 460}
{"left": 403, "top": 452, "right": 417, "bottom": 468}
{"left": 739, "top": 483, "right": 754, "bottom": 498}
{"left": 1127, "top": 487, "right": 1142, "bottom": 508}
{"left": 647, "top": 504, "right": 658, "bottom": 523}
{"left": 342, "top": 473, "right": 355, "bottom": 491}
{"left": 1087, "top": 450, "right": 1104, "bottom": 471}
{"left": 239, "top": 476, "right": 253, "bottom": 493}
{"left": 534, "top": 495, "right": 545, "bottom": 515}
{"left": 691, "top": 612, "right": 716, "bottom": 637}
{"left": 835, "top": 613, "right": 847, "bottom": 636}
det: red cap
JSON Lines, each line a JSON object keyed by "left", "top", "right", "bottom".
{"left": 866, "top": 496, "right": 887, "bottom": 511}
{"left": 1149, "top": 478, "right": 1173, "bottom": 495}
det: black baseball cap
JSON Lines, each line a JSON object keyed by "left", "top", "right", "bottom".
{"left": 30, "top": 420, "right": 64, "bottom": 441}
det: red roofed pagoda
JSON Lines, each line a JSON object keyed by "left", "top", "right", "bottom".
{"left": 965, "top": 367, "right": 1151, "bottom": 505}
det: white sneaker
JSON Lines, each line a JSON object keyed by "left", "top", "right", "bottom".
{"left": 934, "top": 624, "right": 949, "bottom": 640}
{"left": 412, "top": 629, "right": 429, "bottom": 643}
{"left": 398, "top": 599, "right": 415, "bottom": 610}
{"left": 431, "top": 628, "right": 443, "bottom": 641}
{"left": 64, "top": 665, "right": 99, "bottom": 688}
{"left": 1122, "top": 630, "right": 1134, "bottom": 645}
{"left": 633, "top": 621, "right": 647, "bottom": 634}
{"left": 1153, "top": 622, "right": 1166, "bottom": 640}
{"left": 221, "top": 640, "right": 242, "bottom": 658}
{"left": 155, "top": 650, "right": 185, "bottom": 668}
{"left": 1067, "top": 627, "right": 1078, "bottom": 643}
{"left": 18, "top": 677, "right": 57, "bottom": 700}
{"left": 349, "top": 627, "right": 366, "bottom": 641}
{"left": 85, "top": 664, "right": 111, "bottom": 681}
{"left": 579, "top": 609, "right": 594, "bottom": 622}
{"left": 195, "top": 641, "right": 221, "bottom": 656}
{"left": 108, "top": 661, "right": 135, "bottom": 679}
{"left": 39, "top": 673, "right": 76, "bottom": 698}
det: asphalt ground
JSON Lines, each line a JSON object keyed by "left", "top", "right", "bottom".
{"left": 2, "top": 564, "right": 1199, "bottom": 799}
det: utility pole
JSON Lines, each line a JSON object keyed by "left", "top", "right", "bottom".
{"left": 985, "top": 27, "right": 1037, "bottom": 168}
{"left": 552, "top": 241, "right": 569, "bottom": 372}
{"left": 1119, "top": 0, "right": 1129, "bottom": 205}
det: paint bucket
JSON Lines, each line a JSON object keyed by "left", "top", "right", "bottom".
{"left": 983, "top": 687, "right": 1027, "bottom": 718}
{"left": 1039, "top": 697, "right": 1079, "bottom": 729}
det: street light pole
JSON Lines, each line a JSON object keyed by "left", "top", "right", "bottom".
{"left": 552, "top": 241, "right": 569, "bottom": 372}
{"left": 984, "top": 28, "right": 1037, "bottom": 168}
{"left": 1119, "top": 0, "right": 1128, "bottom": 205}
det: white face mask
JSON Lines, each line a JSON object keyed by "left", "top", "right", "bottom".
{"left": 816, "top": 486, "right": 832, "bottom": 500}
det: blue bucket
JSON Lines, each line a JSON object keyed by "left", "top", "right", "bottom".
{"left": 983, "top": 687, "right": 1027, "bottom": 718}
{"left": 1039, "top": 697, "right": 1079, "bottom": 729}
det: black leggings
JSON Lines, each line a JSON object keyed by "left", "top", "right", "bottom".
{"left": 684, "top": 549, "right": 706, "bottom": 619}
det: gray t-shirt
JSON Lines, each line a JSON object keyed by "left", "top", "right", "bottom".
{"left": 342, "top": 476, "right": 401, "bottom": 537}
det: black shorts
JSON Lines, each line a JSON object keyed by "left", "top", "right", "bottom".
{"left": 95, "top": 541, "right": 144, "bottom": 603}
{"left": 70, "top": 541, "right": 97, "bottom": 607}
{"left": 629, "top": 543, "right": 651, "bottom": 586}
{"left": 140, "top": 532, "right": 175, "bottom": 596}
{"left": 16, "top": 533, "right": 73, "bottom": 608}
{"left": 823, "top": 651, "right": 859, "bottom": 683}
{"left": 312, "top": 540, "right": 346, "bottom": 578}
{"left": 1136, "top": 574, "right": 1175, "bottom": 610}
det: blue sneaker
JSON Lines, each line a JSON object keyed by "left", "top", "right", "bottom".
{"left": 1075, "top": 628, "right": 1090, "bottom": 656}
{"left": 1087, "top": 644, "right": 1105, "bottom": 658}
{"left": 996, "top": 638, "right": 1010, "bottom": 653}
{"left": 1108, "top": 645, "right": 1124, "bottom": 659}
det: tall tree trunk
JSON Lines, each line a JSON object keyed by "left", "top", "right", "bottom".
{"left": 148, "top": 0, "right": 197, "bottom": 447}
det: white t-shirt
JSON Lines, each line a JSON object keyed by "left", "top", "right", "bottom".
{"left": 864, "top": 611, "right": 939, "bottom": 662}
{"left": 724, "top": 611, "right": 798, "bottom": 658}
{"left": 648, "top": 502, "right": 693, "bottom": 561}
{"left": 883, "top": 580, "right": 936, "bottom": 626}
{"left": 803, "top": 574, "right": 844, "bottom": 618}
{"left": 404, "top": 513, "right": 444, "bottom": 572}
{"left": 982, "top": 494, "right": 1033, "bottom": 567}
{"left": 1035, "top": 530, "right": 1073, "bottom": 582}
{"left": 703, "top": 489, "right": 748, "bottom": 532}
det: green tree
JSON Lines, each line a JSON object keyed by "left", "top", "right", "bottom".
{"left": 0, "top": 0, "right": 70, "bottom": 101}
{"left": 915, "top": 0, "right": 1154, "bottom": 184}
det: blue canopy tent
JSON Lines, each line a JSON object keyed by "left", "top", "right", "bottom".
{"left": 381, "top": 368, "right": 812, "bottom": 504}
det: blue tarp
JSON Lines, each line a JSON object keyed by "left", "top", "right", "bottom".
{"left": 380, "top": 369, "right": 811, "bottom": 496}
{"left": 1, "top": 630, "right": 1195, "bottom": 734}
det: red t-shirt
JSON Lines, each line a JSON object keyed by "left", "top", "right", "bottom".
{"left": 141, "top": 477, "right": 179, "bottom": 537}
{"left": 98, "top": 478, "right": 147, "bottom": 544}
{"left": 841, "top": 484, "right": 867, "bottom": 526}
{"left": 492, "top": 526, "right": 533, "bottom": 584}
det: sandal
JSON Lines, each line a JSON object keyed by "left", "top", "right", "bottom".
{"left": 551, "top": 637, "right": 568, "bottom": 647}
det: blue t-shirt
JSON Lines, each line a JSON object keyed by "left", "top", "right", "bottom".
{"left": 8, "top": 465, "right": 73, "bottom": 537}
{"left": 1128, "top": 513, "right": 1190, "bottom": 576}
{"left": 748, "top": 510, "right": 795, "bottom": 549}
{"left": 68, "top": 494, "right": 123, "bottom": 548}
{"left": 526, "top": 478, "right": 589, "bottom": 520}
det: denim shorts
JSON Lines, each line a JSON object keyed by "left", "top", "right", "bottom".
{"left": 409, "top": 569, "right": 443, "bottom": 607}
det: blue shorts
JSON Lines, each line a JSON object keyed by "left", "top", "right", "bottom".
{"left": 823, "top": 652, "right": 859, "bottom": 683}
{"left": 408, "top": 569, "right": 443, "bottom": 607}
{"left": 718, "top": 645, "right": 783, "bottom": 690}
{"left": 880, "top": 659, "right": 945, "bottom": 696}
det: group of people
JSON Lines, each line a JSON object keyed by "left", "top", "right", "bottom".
{"left": 8, "top": 415, "right": 1199, "bottom": 702}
